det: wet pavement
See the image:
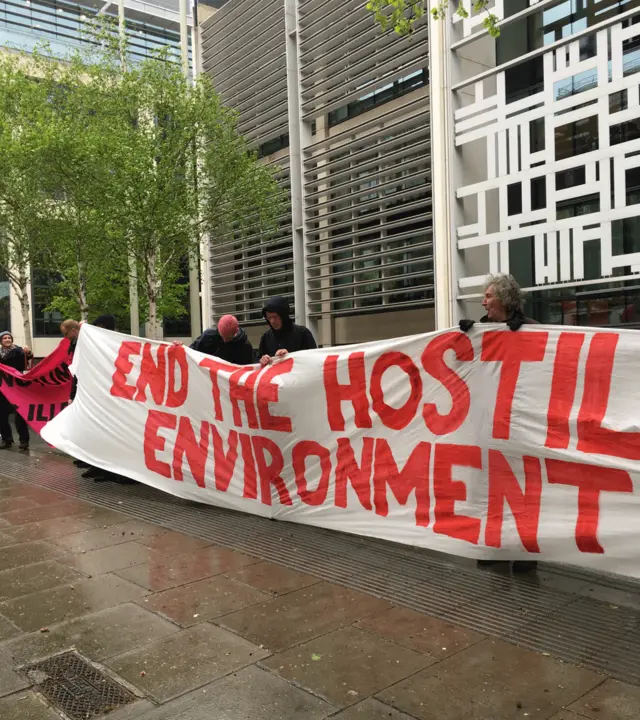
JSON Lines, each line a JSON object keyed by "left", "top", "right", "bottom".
{"left": 0, "top": 443, "right": 638, "bottom": 718}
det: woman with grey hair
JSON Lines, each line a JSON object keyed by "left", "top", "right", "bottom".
{"left": 459, "top": 273, "right": 538, "bottom": 574}
{"left": 459, "top": 273, "right": 538, "bottom": 332}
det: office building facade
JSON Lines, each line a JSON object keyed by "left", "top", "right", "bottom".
{"left": 201, "top": 0, "right": 640, "bottom": 345}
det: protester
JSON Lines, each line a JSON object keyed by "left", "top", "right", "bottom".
{"left": 0, "top": 332, "right": 32, "bottom": 450}
{"left": 190, "top": 314, "right": 254, "bottom": 365}
{"left": 259, "top": 296, "right": 316, "bottom": 366}
{"left": 459, "top": 273, "right": 538, "bottom": 333}
{"left": 459, "top": 273, "right": 538, "bottom": 574}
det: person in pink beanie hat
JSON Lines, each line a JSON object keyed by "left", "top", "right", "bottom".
{"left": 189, "top": 314, "right": 255, "bottom": 364}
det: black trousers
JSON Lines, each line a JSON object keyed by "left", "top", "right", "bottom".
{"left": 0, "top": 395, "right": 29, "bottom": 444}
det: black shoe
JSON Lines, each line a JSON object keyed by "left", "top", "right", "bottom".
{"left": 81, "top": 467, "right": 103, "bottom": 479}
{"left": 18, "top": 441, "right": 29, "bottom": 451}
{"left": 477, "top": 560, "right": 509, "bottom": 568}
{"left": 513, "top": 561, "right": 538, "bottom": 573}
{"left": 73, "top": 459, "right": 89, "bottom": 469}
{"left": 0, "top": 441, "right": 12, "bottom": 450}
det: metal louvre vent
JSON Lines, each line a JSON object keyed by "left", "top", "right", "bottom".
{"left": 21, "top": 651, "right": 135, "bottom": 719}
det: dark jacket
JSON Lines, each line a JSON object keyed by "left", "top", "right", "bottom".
{"left": 0, "top": 347, "right": 28, "bottom": 372}
{"left": 258, "top": 296, "right": 317, "bottom": 357}
{"left": 190, "top": 327, "right": 254, "bottom": 365}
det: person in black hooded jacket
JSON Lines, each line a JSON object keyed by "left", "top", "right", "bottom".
{"left": 0, "top": 331, "right": 32, "bottom": 450}
{"left": 258, "top": 296, "right": 316, "bottom": 366}
{"left": 190, "top": 315, "right": 254, "bottom": 365}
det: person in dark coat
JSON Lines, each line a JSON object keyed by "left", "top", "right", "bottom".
{"left": 190, "top": 315, "right": 254, "bottom": 365}
{"left": 258, "top": 296, "right": 316, "bottom": 366}
{"left": 0, "top": 331, "right": 32, "bottom": 450}
{"left": 459, "top": 273, "right": 538, "bottom": 575}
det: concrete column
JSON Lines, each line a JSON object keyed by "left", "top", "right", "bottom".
{"left": 429, "top": 8, "right": 457, "bottom": 330}
{"left": 284, "top": 0, "right": 315, "bottom": 334}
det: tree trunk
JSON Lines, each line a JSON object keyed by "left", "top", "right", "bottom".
{"left": 77, "top": 259, "right": 89, "bottom": 322}
{"left": 18, "top": 280, "right": 33, "bottom": 349}
{"left": 145, "top": 251, "right": 163, "bottom": 341}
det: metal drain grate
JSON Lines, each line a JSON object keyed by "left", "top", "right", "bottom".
{"left": 21, "top": 651, "right": 135, "bottom": 719}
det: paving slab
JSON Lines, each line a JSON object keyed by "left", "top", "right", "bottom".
{"left": 1, "top": 603, "right": 179, "bottom": 665}
{"left": 115, "top": 546, "right": 258, "bottom": 592}
{"left": 355, "top": 606, "right": 485, "bottom": 659}
{"left": 52, "top": 521, "right": 161, "bottom": 553}
{"left": 1, "top": 501, "right": 91, "bottom": 526}
{"left": 0, "top": 690, "right": 61, "bottom": 719}
{"left": 0, "top": 497, "right": 39, "bottom": 514}
{"left": 377, "top": 638, "right": 605, "bottom": 720}
{"left": 0, "top": 541, "right": 63, "bottom": 572}
{"left": 75, "top": 506, "right": 134, "bottom": 527}
{"left": 140, "top": 574, "right": 270, "bottom": 627}
{"left": 5, "top": 517, "right": 94, "bottom": 543}
{"left": 0, "top": 574, "right": 149, "bottom": 632}
{"left": 223, "top": 561, "right": 320, "bottom": 596}
{"left": 0, "top": 487, "right": 69, "bottom": 506}
{"left": 329, "top": 698, "right": 417, "bottom": 719}
{"left": 0, "top": 614, "right": 21, "bottom": 642}
{"left": 220, "top": 582, "right": 392, "bottom": 653}
{"left": 0, "top": 651, "right": 29, "bottom": 698}
{"left": 132, "top": 528, "right": 213, "bottom": 554}
{"left": 261, "top": 625, "right": 432, "bottom": 708}
{"left": 0, "top": 531, "right": 19, "bottom": 548}
{"left": 567, "top": 678, "right": 640, "bottom": 719}
{"left": 134, "top": 664, "right": 334, "bottom": 720}
{"left": 105, "top": 622, "right": 270, "bottom": 703}
{"left": 58, "top": 542, "right": 158, "bottom": 576}
{"left": 0, "top": 561, "right": 85, "bottom": 602}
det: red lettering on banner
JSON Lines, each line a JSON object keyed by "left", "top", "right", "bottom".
{"left": 433, "top": 443, "right": 481, "bottom": 544}
{"left": 486, "top": 450, "right": 541, "bottom": 552}
{"left": 252, "top": 436, "right": 292, "bottom": 506}
{"left": 110, "top": 341, "right": 141, "bottom": 400}
{"left": 166, "top": 345, "right": 189, "bottom": 408}
{"left": 200, "top": 358, "right": 233, "bottom": 421}
{"left": 211, "top": 426, "right": 239, "bottom": 492}
{"left": 422, "top": 332, "right": 473, "bottom": 435}
{"left": 577, "top": 333, "right": 640, "bottom": 460}
{"left": 546, "top": 333, "right": 585, "bottom": 449}
{"left": 230, "top": 367, "right": 260, "bottom": 429}
{"left": 335, "top": 437, "right": 373, "bottom": 510}
{"left": 372, "top": 439, "right": 431, "bottom": 527}
{"left": 135, "top": 344, "right": 167, "bottom": 405}
{"left": 324, "top": 353, "right": 372, "bottom": 432}
{"left": 257, "top": 359, "right": 293, "bottom": 432}
{"left": 239, "top": 433, "right": 257, "bottom": 500}
{"left": 370, "top": 352, "right": 422, "bottom": 430}
{"left": 172, "top": 417, "right": 210, "bottom": 487}
{"left": 292, "top": 440, "right": 331, "bottom": 506}
{"left": 481, "top": 331, "right": 548, "bottom": 440}
{"left": 143, "top": 409, "right": 176, "bottom": 478}
{"left": 546, "top": 458, "right": 633, "bottom": 553}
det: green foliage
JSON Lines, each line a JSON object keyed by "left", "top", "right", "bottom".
{"left": 366, "top": 0, "right": 500, "bottom": 38}
{"left": 0, "top": 25, "right": 283, "bottom": 337}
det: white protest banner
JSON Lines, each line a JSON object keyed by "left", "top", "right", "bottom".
{"left": 42, "top": 324, "right": 640, "bottom": 578}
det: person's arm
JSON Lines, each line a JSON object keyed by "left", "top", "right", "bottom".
{"left": 189, "top": 334, "right": 204, "bottom": 351}
{"left": 242, "top": 342, "right": 255, "bottom": 365}
{"left": 301, "top": 327, "right": 317, "bottom": 350}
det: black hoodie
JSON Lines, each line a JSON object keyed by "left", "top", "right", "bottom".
{"left": 258, "top": 296, "right": 316, "bottom": 357}
{"left": 190, "top": 327, "right": 254, "bottom": 365}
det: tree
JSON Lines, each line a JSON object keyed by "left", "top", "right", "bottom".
{"left": 45, "top": 35, "right": 282, "bottom": 339}
{"left": 0, "top": 29, "right": 283, "bottom": 340}
{"left": 0, "top": 54, "right": 59, "bottom": 347}
{"left": 366, "top": 0, "right": 500, "bottom": 38}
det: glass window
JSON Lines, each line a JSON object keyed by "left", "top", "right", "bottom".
{"left": 327, "top": 70, "right": 428, "bottom": 128}
{"left": 31, "top": 269, "right": 63, "bottom": 337}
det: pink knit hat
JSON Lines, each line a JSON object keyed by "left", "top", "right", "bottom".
{"left": 217, "top": 314, "right": 239, "bottom": 339}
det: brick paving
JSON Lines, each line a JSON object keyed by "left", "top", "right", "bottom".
{"left": 0, "top": 452, "right": 637, "bottom": 718}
